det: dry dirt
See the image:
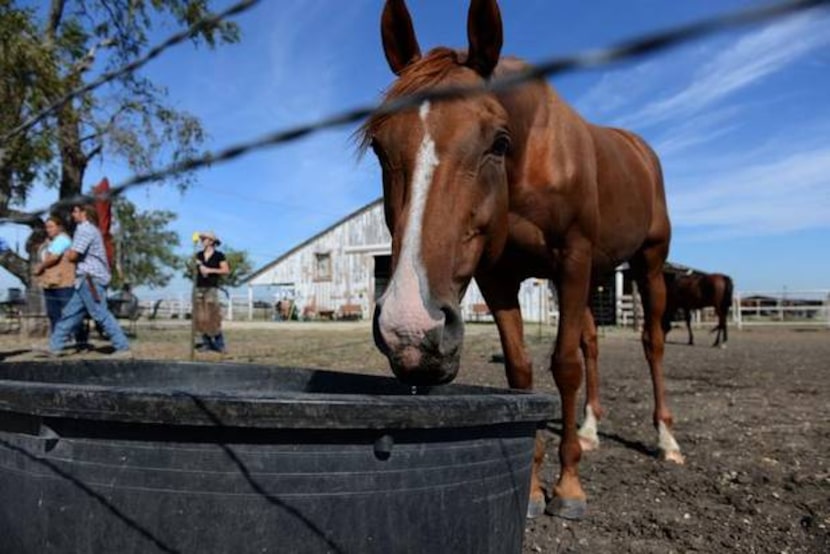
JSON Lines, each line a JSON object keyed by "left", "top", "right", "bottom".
{"left": 2, "top": 322, "right": 828, "bottom": 553}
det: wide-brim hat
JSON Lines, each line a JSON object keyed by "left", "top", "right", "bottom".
{"left": 198, "top": 231, "right": 221, "bottom": 245}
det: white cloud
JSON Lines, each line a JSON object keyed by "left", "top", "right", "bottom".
{"left": 670, "top": 146, "right": 830, "bottom": 238}
{"left": 652, "top": 105, "right": 744, "bottom": 157}
{"left": 575, "top": 60, "right": 663, "bottom": 118}
{"left": 618, "top": 10, "right": 830, "bottom": 129}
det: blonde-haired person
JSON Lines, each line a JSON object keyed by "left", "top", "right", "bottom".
{"left": 194, "top": 231, "right": 230, "bottom": 353}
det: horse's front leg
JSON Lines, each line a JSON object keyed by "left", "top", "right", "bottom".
{"left": 476, "top": 272, "right": 544, "bottom": 518}
{"left": 577, "top": 307, "right": 603, "bottom": 451}
{"left": 633, "top": 246, "right": 685, "bottom": 464}
{"left": 545, "top": 247, "right": 592, "bottom": 520}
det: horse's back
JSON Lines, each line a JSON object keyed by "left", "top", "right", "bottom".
{"left": 588, "top": 125, "right": 669, "bottom": 268}
{"left": 675, "top": 273, "right": 726, "bottom": 311}
{"left": 494, "top": 60, "right": 669, "bottom": 275}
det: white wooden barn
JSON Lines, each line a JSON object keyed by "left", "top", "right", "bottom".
{"left": 244, "top": 199, "right": 557, "bottom": 323}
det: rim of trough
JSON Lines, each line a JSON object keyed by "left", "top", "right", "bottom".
{"left": 0, "top": 360, "right": 557, "bottom": 430}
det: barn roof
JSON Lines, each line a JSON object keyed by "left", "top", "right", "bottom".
{"left": 243, "top": 198, "right": 383, "bottom": 285}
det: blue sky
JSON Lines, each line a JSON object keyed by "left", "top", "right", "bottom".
{"left": 3, "top": 0, "right": 829, "bottom": 299}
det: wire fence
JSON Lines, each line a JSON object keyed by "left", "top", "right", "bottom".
{"left": 1, "top": 0, "right": 827, "bottom": 225}
{"left": 1, "top": 0, "right": 828, "bottom": 352}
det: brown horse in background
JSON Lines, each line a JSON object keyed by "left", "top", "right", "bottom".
{"left": 363, "top": 0, "right": 682, "bottom": 520}
{"left": 664, "top": 272, "right": 734, "bottom": 347}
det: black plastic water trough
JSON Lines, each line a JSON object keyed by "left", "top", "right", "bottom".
{"left": 0, "top": 361, "right": 556, "bottom": 554}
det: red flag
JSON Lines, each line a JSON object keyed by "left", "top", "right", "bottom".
{"left": 91, "top": 177, "right": 115, "bottom": 271}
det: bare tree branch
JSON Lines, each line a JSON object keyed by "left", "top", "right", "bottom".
{"left": 46, "top": 0, "right": 66, "bottom": 44}
{"left": 0, "top": 249, "right": 32, "bottom": 285}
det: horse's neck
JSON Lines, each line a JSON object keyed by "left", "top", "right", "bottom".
{"left": 494, "top": 59, "right": 586, "bottom": 179}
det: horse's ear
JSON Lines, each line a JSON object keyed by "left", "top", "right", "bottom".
{"left": 465, "top": 0, "right": 503, "bottom": 78}
{"left": 381, "top": 0, "right": 422, "bottom": 75}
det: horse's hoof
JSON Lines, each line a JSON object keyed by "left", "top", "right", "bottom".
{"left": 527, "top": 496, "right": 546, "bottom": 519}
{"left": 662, "top": 449, "right": 685, "bottom": 465}
{"left": 545, "top": 497, "right": 587, "bottom": 520}
{"left": 578, "top": 435, "right": 600, "bottom": 452}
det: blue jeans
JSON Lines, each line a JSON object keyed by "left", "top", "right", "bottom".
{"left": 43, "top": 287, "right": 73, "bottom": 333}
{"left": 43, "top": 287, "right": 89, "bottom": 344}
{"left": 201, "top": 333, "right": 226, "bottom": 352}
{"left": 49, "top": 278, "right": 129, "bottom": 353}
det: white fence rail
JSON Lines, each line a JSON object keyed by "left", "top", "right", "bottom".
{"left": 614, "top": 290, "right": 830, "bottom": 330}
{"left": 136, "top": 290, "right": 830, "bottom": 329}
{"left": 139, "top": 295, "right": 286, "bottom": 322}
{"left": 735, "top": 290, "right": 830, "bottom": 328}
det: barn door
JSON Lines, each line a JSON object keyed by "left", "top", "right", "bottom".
{"left": 374, "top": 255, "right": 391, "bottom": 301}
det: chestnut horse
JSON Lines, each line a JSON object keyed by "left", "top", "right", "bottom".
{"left": 664, "top": 271, "right": 734, "bottom": 347}
{"left": 363, "top": 0, "right": 683, "bottom": 519}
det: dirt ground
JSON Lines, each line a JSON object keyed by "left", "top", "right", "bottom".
{"left": 2, "top": 322, "right": 828, "bottom": 553}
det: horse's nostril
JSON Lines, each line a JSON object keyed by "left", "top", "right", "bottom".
{"left": 441, "top": 305, "right": 456, "bottom": 328}
{"left": 439, "top": 305, "right": 464, "bottom": 350}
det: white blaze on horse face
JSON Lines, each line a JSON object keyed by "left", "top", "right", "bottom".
{"left": 378, "top": 102, "right": 442, "bottom": 348}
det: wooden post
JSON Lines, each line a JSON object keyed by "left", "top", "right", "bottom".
{"left": 247, "top": 285, "right": 254, "bottom": 321}
{"left": 735, "top": 291, "right": 743, "bottom": 330}
{"left": 189, "top": 240, "right": 198, "bottom": 361}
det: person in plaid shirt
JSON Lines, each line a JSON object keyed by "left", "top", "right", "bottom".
{"left": 46, "top": 202, "right": 130, "bottom": 357}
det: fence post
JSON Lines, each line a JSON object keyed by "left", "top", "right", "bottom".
{"left": 614, "top": 270, "right": 624, "bottom": 327}
{"left": 247, "top": 285, "right": 254, "bottom": 321}
{"left": 735, "top": 291, "right": 742, "bottom": 330}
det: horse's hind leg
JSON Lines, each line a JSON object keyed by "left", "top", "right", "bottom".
{"left": 711, "top": 323, "right": 722, "bottom": 347}
{"left": 631, "top": 245, "right": 684, "bottom": 464}
{"left": 712, "top": 310, "right": 727, "bottom": 348}
{"left": 684, "top": 308, "right": 694, "bottom": 346}
{"left": 722, "top": 311, "right": 728, "bottom": 346}
{"left": 578, "top": 307, "right": 603, "bottom": 451}
{"left": 477, "top": 272, "right": 546, "bottom": 518}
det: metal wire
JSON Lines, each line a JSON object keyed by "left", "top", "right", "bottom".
{"left": 2, "top": 0, "right": 827, "bottom": 225}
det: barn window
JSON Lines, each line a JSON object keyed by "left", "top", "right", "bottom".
{"left": 315, "top": 252, "right": 332, "bottom": 282}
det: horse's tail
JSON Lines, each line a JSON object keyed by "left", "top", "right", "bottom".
{"left": 719, "top": 275, "right": 734, "bottom": 325}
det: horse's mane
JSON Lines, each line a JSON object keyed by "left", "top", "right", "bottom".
{"left": 356, "top": 48, "right": 463, "bottom": 155}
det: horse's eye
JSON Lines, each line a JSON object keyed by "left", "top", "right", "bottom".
{"left": 489, "top": 134, "right": 511, "bottom": 157}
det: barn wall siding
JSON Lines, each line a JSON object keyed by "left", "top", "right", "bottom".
{"left": 248, "top": 201, "right": 556, "bottom": 322}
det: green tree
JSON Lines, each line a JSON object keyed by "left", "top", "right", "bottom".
{"left": 221, "top": 248, "right": 253, "bottom": 288}
{"left": 184, "top": 246, "right": 252, "bottom": 289}
{"left": 0, "top": 0, "right": 240, "bottom": 286}
{"left": 112, "top": 198, "right": 180, "bottom": 289}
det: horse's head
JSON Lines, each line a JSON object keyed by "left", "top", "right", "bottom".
{"left": 362, "top": 0, "right": 510, "bottom": 385}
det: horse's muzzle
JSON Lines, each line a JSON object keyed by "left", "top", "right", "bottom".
{"left": 373, "top": 303, "right": 464, "bottom": 385}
